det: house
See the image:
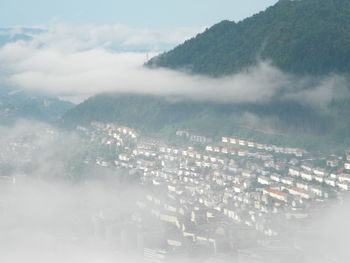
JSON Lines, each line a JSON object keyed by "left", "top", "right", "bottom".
{"left": 313, "top": 168, "right": 326, "bottom": 177}
{"left": 296, "top": 181, "right": 309, "bottom": 191}
{"left": 257, "top": 176, "right": 271, "bottom": 185}
{"left": 310, "top": 186, "right": 323, "bottom": 197}
{"left": 190, "top": 134, "right": 213, "bottom": 144}
{"left": 223, "top": 206, "right": 241, "bottom": 222}
{"left": 238, "top": 150, "right": 248, "bottom": 157}
{"left": 221, "top": 147, "right": 229, "bottom": 154}
{"left": 176, "top": 130, "right": 190, "bottom": 137}
{"left": 242, "top": 170, "right": 253, "bottom": 178}
{"left": 238, "top": 140, "right": 246, "bottom": 146}
{"left": 137, "top": 137, "right": 158, "bottom": 150}
{"left": 338, "top": 174, "right": 350, "bottom": 183}
{"left": 159, "top": 146, "right": 167, "bottom": 153}
{"left": 301, "top": 164, "right": 313, "bottom": 172}
{"left": 314, "top": 174, "right": 324, "bottom": 183}
{"left": 213, "top": 146, "right": 221, "bottom": 152}
{"left": 205, "top": 145, "right": 214, "bottom": 152}
{"left": 330, "top": 173, "right": 338, "bottom": 179}
{"left": 263, "top": 188, "right": 289, "bottom": 202}
{"left": 233, "top": 184, "right": 243, "bottom": 193}
{"left": 326, "top": 159, "right": 339, "bottom": 167}
{"left": 270, "top": 174, "right": 281, "bottom": 183}
{"left": 176, "top": 130, "right": 213, "bottom": 144}
{"left": 337, "top": 182, "right": 349, "bottom": 191}
{"left": 256, "top": 144, "right": 265, "bottom": 150}
{"left": 289, "top": 167, "right": 300, "bottom": 177}
{"left": 324, "top": 178, "right": 337, "bottom": 187}
{"left": 222, "top": 137, "right": 229, "bottom": 143}
{"left": 287, "top": 187, "right": 312, "bottom": 200}
{"left": 273, "top": 146, "right": 284, "bottom": 153}
{"left": 295, "top": 149, "right": 304, "bottom": 157}
{"left": 160, "top": 211, "right": 181, "bottom": 229}
{"left": 188, "top": 151, "right": 196, "bottom": 158}
{"left": 247, "top": 141, "right": 255, "bottom": 148}
{"left": 229, "top": 138, "right": 237, "bottom": 144}
{"left": 119, "top": 154, "right": 131, "bottom": 162}
{"left": 281, "top": 177, "right": 294, "bottom": 186}
{"left": 300, "top": 171, "right": 313, "bottom": 181}
{"left": 209, "top": 156, "right": 217, "bottom": 163}
{"left": 344, "top": 163, "right": 350, "bottom": 170}
{"left": 345, "top": 149, "right": 350, "bottom": 161}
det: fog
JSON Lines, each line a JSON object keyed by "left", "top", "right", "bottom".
{"left": 0, "top": 120, "right": 143, "bottom": 263}
{"left": 2, "top": 174, "right": 350, "bottom": 262}
{"left": 0, "top": 179, "right": 140, "bottom": 263}
{"left": 0, "top": 120, "right": 350, "bottom": 263}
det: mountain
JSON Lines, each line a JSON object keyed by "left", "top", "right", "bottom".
{"left": 0, "top": 86, "right": 75, "bottom": 124}
{"left": 63, "top": 0, "right": 350, "bottom": 152}
{"left": 147, "top": 0, "right": 350, "bottom": 76}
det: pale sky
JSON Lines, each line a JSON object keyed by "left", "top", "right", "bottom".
{"left": 0, "top": 0, "right": 279, "bottom": 28}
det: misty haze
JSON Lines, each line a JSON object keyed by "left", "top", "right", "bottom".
{"left": 1, "top": 0, "right": 350, "bottom": 262}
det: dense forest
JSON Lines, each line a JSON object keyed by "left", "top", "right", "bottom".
{"left": 147, "top": 0, "right": 350, "bottom": 76}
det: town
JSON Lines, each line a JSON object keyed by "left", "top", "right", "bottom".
{"left": 0, "top": 121, "right": 349, "bottom": 262}
{"left": 76, "top": 121, "right": 350, "bottom": 262}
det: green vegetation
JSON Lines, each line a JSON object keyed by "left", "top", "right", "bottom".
{"left": 0, "top": 86, "right": 75, "bottom": 123}
{"left": 147, "top": 0, "right": 350, "bottom": 76}
{"left": 62, "top": 93, "right": 350, "bottom": 152}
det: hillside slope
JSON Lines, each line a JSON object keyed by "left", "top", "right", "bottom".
{"left": 0, "top": 86, "right": 75, "bottom": 123}
{"left": 147, "top": 0, "right": 350, "bottom": 76}
{"left": 62, "top": 93, "right": 346, "bottom": 151}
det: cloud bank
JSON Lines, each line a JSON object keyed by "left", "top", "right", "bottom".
{"left": 0, "top": 25, "right": 348, "bottom": 106}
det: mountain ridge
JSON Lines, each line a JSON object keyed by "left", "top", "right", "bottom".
{"left": 147, "top": 0, "right": 350, "bottom": 76}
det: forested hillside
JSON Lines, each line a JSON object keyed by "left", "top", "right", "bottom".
{"left": 147, "top": 0, "right": 350, "bottom": 76}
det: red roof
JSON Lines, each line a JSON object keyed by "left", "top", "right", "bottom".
{"left": 265, "top": 188, "right": 288, "bottom": 197}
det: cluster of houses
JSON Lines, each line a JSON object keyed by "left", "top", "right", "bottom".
{"left": 221, "top": 136, "right": 306, "bottom": 157}
{"left": 80, "top": 122, "right": 350, "bottom": 262}
{"left": 176, "top": 130, "right": 213, "bottom": 144}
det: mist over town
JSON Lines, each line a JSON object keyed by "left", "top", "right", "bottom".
{"left": 1, "top": 0, "right": 350, "bottom": 262}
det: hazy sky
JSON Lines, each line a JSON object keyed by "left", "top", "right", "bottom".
{"left": 0, "top": 0, "right": 279, "bottom": 28}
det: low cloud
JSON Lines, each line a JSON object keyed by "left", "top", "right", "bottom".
{"left": 0, "top": 178, "right": 143, "bottom": 263}
{"left": 0, "top": 120, "right": 143, "bottom": 263}
{"left": 281, "top": 75, "right": 349, "bottom": 110}
{"left": 0, "top": 25, "right": 348, "bottom": 107}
